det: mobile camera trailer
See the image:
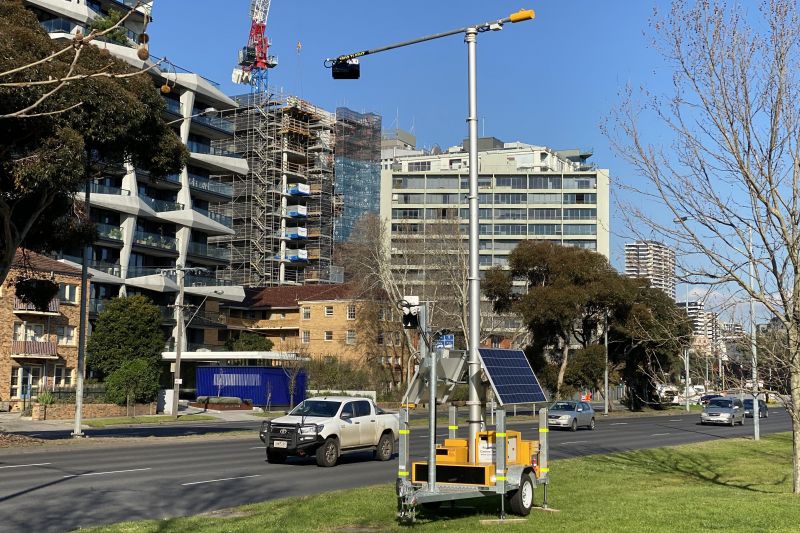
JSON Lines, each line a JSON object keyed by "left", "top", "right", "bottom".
{"left": 395, "top": 302, "right": 550, "bottom": 522}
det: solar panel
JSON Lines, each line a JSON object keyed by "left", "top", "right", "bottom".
{"left": 477, "top": 348, "right": 548, "bottom": 406}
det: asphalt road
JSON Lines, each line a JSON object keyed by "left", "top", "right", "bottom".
{"left": 0, "top": 410, "right": 791, "bottom": 533}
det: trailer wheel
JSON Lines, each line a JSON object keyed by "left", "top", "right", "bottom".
{"left": 266, "top": 448, "right": 287, "bottom": 464}
{"left": 375, "top": 432, "right": 394, "bottom": 461}
{"left": 508, "top": 474, "right": 534, "bottom": 516}
{"left": 316, "top": 437, "right": 339, "bottom": 467}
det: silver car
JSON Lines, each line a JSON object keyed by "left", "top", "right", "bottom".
{"left": 700, "top": 397, "right": 745, "bottom": 426}
{"left": 547, "top": 401, "right": 596, "bottom": 431}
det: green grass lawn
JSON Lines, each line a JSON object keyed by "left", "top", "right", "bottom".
{"left": 81, "top": 432, "right": 798, "bottom": 533}
{"left": 83, "top": 414, "right": 217, "bottom": 428}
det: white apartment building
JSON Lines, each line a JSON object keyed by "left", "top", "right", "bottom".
{"left": 25, "top": 0, "right": 245, "bottom": 349}
{"left": 624, "top": 240, "right": 676, "bottom": 300}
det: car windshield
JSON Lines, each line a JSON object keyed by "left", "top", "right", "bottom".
{"left": 708, "top": 398, "right": 733, "bottom": 408}
{"left": 744, "top": 399, "right": 753, "bottom": 407}
{"left": 550, "top": 402, "right": 576, "bottom": 411}
{"left": 288, "top": 400, "right": 341, "bottom": 417}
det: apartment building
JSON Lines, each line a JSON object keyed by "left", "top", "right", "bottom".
{"left": 24, "top": 0, "right": 246, "bottom": 348}
{"left": 0, "top": 251, "right": 88, "bottom": 412}
{"left": 624, "top": 240, "right": 676, "bottom": 300}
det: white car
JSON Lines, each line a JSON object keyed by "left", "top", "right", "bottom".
{"left": 260, "top": 396, "right": 399, "bottom": 467}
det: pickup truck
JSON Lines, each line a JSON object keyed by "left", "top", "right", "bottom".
{"left": 260, "top": 396, "right": 399, "bottom": 467}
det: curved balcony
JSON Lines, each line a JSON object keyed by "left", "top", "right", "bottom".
{"left": 141, "top": 195, "right": 184, "bottom": 213}
{"left": 189, "top": 174, "right": 233, "bottom": 199}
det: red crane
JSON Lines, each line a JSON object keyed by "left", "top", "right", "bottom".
{"left": 232, "top": 0, "right": 277, "bottom": 93}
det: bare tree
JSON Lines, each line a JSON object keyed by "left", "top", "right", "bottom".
{"left": 607, "top": 0, "right": 800, "bottom": 492}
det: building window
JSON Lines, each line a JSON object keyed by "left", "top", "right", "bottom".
{"left": 407, "top": 161, "right": 431, "bottom": 172}
{"left": 324, "top": 306, "right": 334, "bottom": 317}
{"left": 324, "top": 331, "right": 333, "bottom": 342}
{"left": 53, "top": 366, "right": 72, "bottom": 387}
{"left": 302, "top": 307, "right": 311, "bottom": 320}
{"left": 347, "top": 305, "right": 356, "bottom": 320}
{"left": 563, "top": 193, "right": 597, "bottom": 205}
{"left": 56, "top": 325, "right": 76, "bottom": 346}
{"left": 393, "top": 331, "right": 401, "bottom": 346}
{"left": 377, "top": 308, "right": 385, "bottom": 321}
{"left": 58, "top": 283, "right": 78, "bottom": 304}
{"left": 377, "top": 332, "right": 385, "bottom": 345}
{"left": 301, "top": 330, "right": 311, "bottom": 344}
{"left": 346, "top": 330, "right": 356, "bottom": 345}
{"left": 13, "top": 322, "right": 44, "bottom": 341}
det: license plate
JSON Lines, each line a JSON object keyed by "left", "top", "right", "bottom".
{"left": 273, "top": 440, "right": 288, "bottom": 448}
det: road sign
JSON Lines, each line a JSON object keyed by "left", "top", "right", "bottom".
{"left": 434, "top": 334, "right": 455, "bottom": 349}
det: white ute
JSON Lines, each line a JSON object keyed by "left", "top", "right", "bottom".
{"left": 259, "top": 396, "right": 399, "bottom": 467}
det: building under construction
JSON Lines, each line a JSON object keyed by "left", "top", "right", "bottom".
{"left": 213, "top": 91, "right": 337, "bottom": 287}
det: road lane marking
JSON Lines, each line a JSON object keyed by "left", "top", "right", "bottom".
{"left": 0, "top": 463, "right": 51, "bottom": 470}
{"left": 250, "top": 446, "right": 265, "bottom": 449}
{"left": 562, "top": 441, "right": 588, "bottom": 445}
{"left": 181, "top": 474, "right": 261, "bottom": 486}
{"left": 651, "top": 433, "right": 671, "bottom": 436}
{"left": 669, "top": 419, "right": 683, "bottom": 421}
{"left": 63, "top": 468, "right": 151, "bottom": 478}
{"left": 610, "top": 422, "right": 628, "bottom": 425}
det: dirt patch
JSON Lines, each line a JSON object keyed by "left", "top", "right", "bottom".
{"left": 0, "top": 432, "right": 45, "bottom": 448}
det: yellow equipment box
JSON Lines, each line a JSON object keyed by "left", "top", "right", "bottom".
{"left": 412, "top": 462, "right": 495, "bottom": 486}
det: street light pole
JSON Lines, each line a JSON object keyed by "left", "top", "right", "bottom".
{"left": 171, "top": 265, "right": 185, "bottom": 418}
{"left": 685, "top": 284, "right": 690, "bottom": 412}
{"left": 604, "top": 308, "right": 609, "bottom": 416}
{"left": 72, "top": 180, "right": 92, "bottom": 438}
{"left": 749, "top": 227, "right": 760, "bottom": 441}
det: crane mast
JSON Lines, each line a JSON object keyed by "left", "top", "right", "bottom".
{"left": 232, "top": 0, "right": 277, "bottom": 94}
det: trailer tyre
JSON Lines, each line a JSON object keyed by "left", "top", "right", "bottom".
{"left": 509, "top": 473, "right": 534, "bottom": 516}
{"left": 375, "top": 432, "right": 394, "bottom": 461}
{"left": 266, "top": 448, "right": 287, "bottom": 464}
{"left": 316, "top": 437, "right": 339, "bottom": 467}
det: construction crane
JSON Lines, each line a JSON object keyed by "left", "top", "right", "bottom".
{"left": 232, "top": 0, "right": 278, "bottom": 94}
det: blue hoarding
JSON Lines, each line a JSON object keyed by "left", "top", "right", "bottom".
{"left": 196, "top": 366, "right": 306, "bottom": 407}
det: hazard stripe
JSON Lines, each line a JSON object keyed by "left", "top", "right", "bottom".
{"left": 448, "top": 425, "right": 458, "bottom": 430}
{"left": 540, "top": 467, "right": 549, "bottom": 473}
{"left": 398, "top": 471, "right": 409, "bottom": 477}
{"left": 539, "top": 428, "right": 549, "bottom": 433}
{"left": 496, "top": 432, "right": 506, "bottom": 437}
{"left": 496, "top": 476, "right": 506, "bottom": 481}
{"left": 399, "top": 429, "right": 410, "bottom": 435}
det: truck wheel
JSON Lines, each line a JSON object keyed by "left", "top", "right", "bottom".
{"left": 508, "top": 473, "right": 534, "bottom": 516}
{"left": 266, "top": 448, "right": 287, "bottom": 464}
{"left": 375, "top": 432, "right": 394, "bottom": 461}
{"left": 316, "top": 437, "right": 339, "bottom": 467}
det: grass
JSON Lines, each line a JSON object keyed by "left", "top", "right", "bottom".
{"left": 82, "top": 432, "right": 797, "bottom": 533}
{"left": 83, "top": 414, "right": 217, "bottom": 427}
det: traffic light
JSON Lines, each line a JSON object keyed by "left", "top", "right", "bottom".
{"left": 400, "top": 296, "right": 420, "bottom": 329}
{"left": 332, "top": 59, "right": 360, "bottom": 79}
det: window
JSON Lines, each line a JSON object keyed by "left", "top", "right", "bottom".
{"left": 13, "top": 323, "right": 44, "bottom": 341}
{"left": 427, "top": 176, "right": 458, "bottom": 189}
{"left": 354, "top": 400, "right": 372, "bottom": 417}
{"left": 459, "top": 208, "right": 492, "bottom": 220}
{"left": 56, "top": 325, "right": 75, "bottom": 346}
{"left": 347, "top": 305, "right": 356, "bottom": 320}
{"left": 528, "top": 193, "right": 562, "bottom": 204}
{"left": 529, "top": 208, "right": 562, "bottom": 220}
{"left": 563, "top": 176, "right": 596, "bottom": 189}
{"left": 494, "top": 208, "right": 527, "bottom": 220}
{"left": 53, "top": 366, "right": 72, "bottom": 387}
{"left": 563, "top": 193, "right": 597, "bottom": 205}
{"left": 392, "top": 208, "right": 422, "bottom": 219}
{"left": 302, "top": 307, "right": 311, "bottom": 320}
{"left": 529, "top": 176, "right": 562, "bottom": 189}
{"left": 407, "top": 161, "right": 431, "bottom": 172}
{"left": 378, "top": 308, "right": 386, "bottom": 321}
{"left": 563, "top": 224, "right": 597, "bottom": 235}
{"left": 377, "top": 332, "right": 385, "bottom": 345}
{"left": 301, "top": 330, "right": 311, "bottom": 344}
{"left": 58, "top": 283, "right": 78, "bottom": 304}
{"left": 563, "top": 208, "right": 596, "bottom": 220}
{"left": 393, "top": 332, "right": 401, "bottom": 346}
{"left": 528, "top": 224, "right": 562, "bottom": 236}
{"left": 495, "top": 176, "right": 527, "bottom": 189}
{"left": 324, "top": 306, "right": 334, "bottom": 317}
{"left": 346, "top": 330, "right": 356, "bottom": 345}
{"left": 494, "top": 193, "right": 527, "bottom": 205}
{"left": 494, "top": 224, "right": 526, "bottom": 236}
{"left": 324, "top": 331, "right": 334, "bottom": 342}
{"left": 395, "top": 193, "right": 425, "bottom": 204}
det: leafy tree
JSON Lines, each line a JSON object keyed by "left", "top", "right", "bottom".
{"left": 87, "top": 9, "right": 129, "bottom": 46}
{"left": 484, "top": 241, "right": 626, "bottom": 398}
{"left": 105, "top": 358, "right": 160, "bottom": 416}
{"left": 227, "top": 331, "right": 273, "bottom": 352}
{"left": 87, "top": 296, "right": 164, "bottom": 378}
{"left": 0, "top": 2, "right": 187, "bottom": 286}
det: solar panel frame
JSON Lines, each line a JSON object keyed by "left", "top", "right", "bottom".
{"left": 477, "top": 348, "right": 548, "bottom": 406}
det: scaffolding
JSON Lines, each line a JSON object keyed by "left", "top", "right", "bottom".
{"left": 214, "top": 90, "right": 336, "bottom": 286}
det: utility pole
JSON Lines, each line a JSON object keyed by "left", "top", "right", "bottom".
{"left": 685, "top": 284, "right": 690, "bottom": 412}
{"left": 749, "top": 227, "right": 760, "bottom": 441}
{"left": 171, "top": 265, "right": 185, "bottom": 419}
{"left": 72, "top": 180, "right": 91, "bottom": 438}
{"left": 603, "top": 308, "right": 609, "bottom": 416}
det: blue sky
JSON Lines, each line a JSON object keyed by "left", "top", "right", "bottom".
{"left": 148, "top": 0, "right": 668, "bottom": 269}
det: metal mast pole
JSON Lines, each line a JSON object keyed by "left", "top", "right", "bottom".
{"left": 685, "top": 285, "right": 690, "bottom": 412}
{"left": 465, "top": 26, "right": 482, "bottom": 464}
{"left": 604, "top": 309, "right": 609, "bottom": 416}
{"left": 72, "top": 181, "right": 91, "bottom": 437}
{"left": 749, "top": 227, "right": 760, "bottom": 441}
{"left": 171, "top": 266, "right": 185, "bottom": 418}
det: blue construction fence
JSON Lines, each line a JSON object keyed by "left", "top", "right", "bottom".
{"left": 195, "top": 366, "right": 307, "bottom": 408}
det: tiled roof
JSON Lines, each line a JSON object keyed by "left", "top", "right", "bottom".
{"left": 239, "top": 283, "right": 370, "bottom": 309}
{"left": 11, "top": 249, "right": 82, "bottom": 278}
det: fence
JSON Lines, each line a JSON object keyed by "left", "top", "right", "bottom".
{"left": 50, "top": 385, "right": 108, "bottom": 404}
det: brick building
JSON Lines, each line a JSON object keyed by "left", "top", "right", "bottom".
{"left": 0, "top": 251, "right": 88, "bottom": 412}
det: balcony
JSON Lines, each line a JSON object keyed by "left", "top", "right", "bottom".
{"left": 90, "top": 183, "right": 129, "bottom": 196}
{"left": 126, "top": 266, "right": 175, "bottom": 279}
{"left": 187, "top": 242, "right": 230, "bottom": 261}
{"left": 132, "top": 230, "right": 177, "bottom": 252}
{"left": 160, "top": 306, "right": 177, "bottom": 323}
{"left": 89, "top": 298, "right": 109, "bottom": 316}
{"left": 11, "top": 340, "right": 58, "bottom": 359}
{"left": 192, "top": 113, "right": 234, "bottom": 134}
{"left": 96, "top": 223, "right": 124, "bottom": 242}
{"left": 141, "top": 195, "right": 184, "bottom": 213}
{"left": 192, "top": 206, "right": 232, "bottom": 227}
{"left": 188, "top": 174, "right": 233, "bottom": 198}
{"left": 163, "top": 98, "right": 183, "bottom": 116}
{"left": 187, "top": 140, "right": 240, "bottom": 158}
{"left": 13, "top": 297, "right": 60, "bottom": 315}
{"left": 40, "top": 18, "right": 83, "bottom": 34}
{"left": 184, "top": 274, "right": 233, "bottom": 287}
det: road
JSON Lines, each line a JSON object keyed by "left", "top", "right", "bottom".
{"left": 0, "top": 410, "right": 790, "bottom": 533}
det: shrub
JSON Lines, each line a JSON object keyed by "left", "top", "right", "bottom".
{"left": 196, "top": 396, "right": 244, "bottom": 405}
{"left": 36, "top": 390, "right": 55, "bottom": 406}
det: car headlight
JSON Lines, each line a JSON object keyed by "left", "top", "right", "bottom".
{"left": 299, "top": 425, "right": 323, "bottom": 435}
{"left": 559, "top": 415, "right": 570, "bottom": 420}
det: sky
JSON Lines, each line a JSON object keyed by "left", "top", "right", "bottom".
{"left": 147, "top": 0, "right": 669, "bottom": 270}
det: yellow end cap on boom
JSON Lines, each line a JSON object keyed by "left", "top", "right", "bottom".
{"left": 510, "top": 9, "right": 535, "bottom": 23}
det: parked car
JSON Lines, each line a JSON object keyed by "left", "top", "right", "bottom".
{"left": 698, "top": 394, "right": 723, "bottom": 406}
{"left": 260, "top": 396, "right": 399, "bottom": 467}
{"left": 547, "top": 401, "right": 595, "bottom": 431}
{"left": 700, "top": 397, "right": 745, "bottom": 426}
{"left": 743, "top": 399, "right": 768, "bottom": 418}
